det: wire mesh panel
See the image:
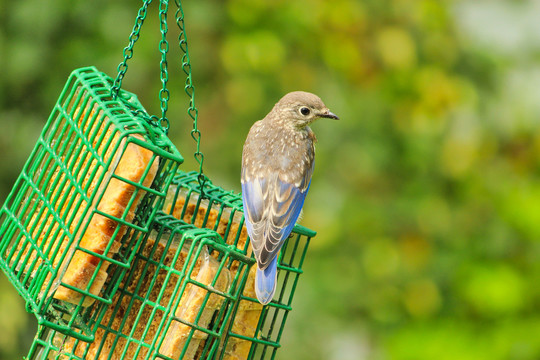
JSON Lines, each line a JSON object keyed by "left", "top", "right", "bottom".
{"left": 26, "top": 214, "right": 252, "bottom": 360}
{"left": 26, "top": 171, "right": 316, "bottom": 360}
{"left": 163, "top": 171, "right": 316, "bottom": 359}
{"left": 0, "top": 66, "right": 183, "bottom": 340}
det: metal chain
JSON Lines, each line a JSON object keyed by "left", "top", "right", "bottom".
{"left": 158, "top": 0, "right": 171, "bottom": 132}
{"left": 111, "top": 0, "right": 152, "bottom": 99}
{"left": 175, "top": 0, "right": 207, "bottom": 192}
{"left": 111, "top": 0, "right": 206, "bottom": 187}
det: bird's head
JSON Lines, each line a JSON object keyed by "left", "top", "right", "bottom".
{"left": 273, "top": 91, "right": 339, "bottom": 128}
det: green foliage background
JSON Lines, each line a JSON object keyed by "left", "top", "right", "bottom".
{"left": 1, "top": 0, "right": 540, "bottom": 359}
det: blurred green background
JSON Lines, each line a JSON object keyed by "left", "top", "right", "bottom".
{"left": 2, "top": 0, "right": 540, "bottom": 359}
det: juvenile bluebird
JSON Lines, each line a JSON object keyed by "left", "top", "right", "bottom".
{"left": 241, "top": 91, "right": 339, "bottom": 305}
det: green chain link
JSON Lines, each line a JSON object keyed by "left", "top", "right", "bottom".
{"left": 111, "top": 0, "right": 152, "bottom": 100}
{"left": 112, "top": 0, "right": 206, "bottom": 190}
{"left": 175, "top": 0, "right": 206, "bottom": 192}
{"left": 158, "top": 0, "right": 171, "bottom": 132}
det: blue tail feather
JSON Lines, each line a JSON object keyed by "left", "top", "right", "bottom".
{"left": 255, "top": 257, "right": 278, "bottom": 305}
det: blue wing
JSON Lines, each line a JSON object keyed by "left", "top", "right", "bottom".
{"left": 242, "top": 172, "right": 311, "bottom": 269}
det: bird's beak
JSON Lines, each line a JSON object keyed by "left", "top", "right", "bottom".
{"left": 320, "top": 110, "right": 339, "bottom": 120}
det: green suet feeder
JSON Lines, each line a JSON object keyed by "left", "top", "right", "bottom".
{"left": 0, "top": 66, "right": 182, "bottom": 341}
{"left": 0, "top": 0, "right": 316, "bottom": 359}
{"left": 25, "top": 174, "right": 315, "bottom": 359}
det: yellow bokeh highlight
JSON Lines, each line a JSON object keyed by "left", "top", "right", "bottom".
{"left": 376, "top": 27, "right": 417, "bottom": 70}
{"left": 362, "top": 238, "right": 400, "bottom": 279}
{"left": 221, "top": 31, "right": 286, "bottom": 73}
{"left": 224, "top": 76, "right": 264, "bottom": 116}
{"left": 403, "top": 279, "right": 441, "bottom": 318}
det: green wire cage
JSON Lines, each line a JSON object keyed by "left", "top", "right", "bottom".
{"left": 0, "top": 0, "right": 317, "bottom": 358}
{"left": 164, "top": 171, "right": 315, "bottom": 358}
{"left": 0, "top": 66, "right": 183, "bottom": 341}
{"left": 25, "top": 172, "right": 315, "bottom": 360}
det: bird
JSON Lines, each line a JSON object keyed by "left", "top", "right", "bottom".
{"left": 241, "top": 91, "right": 339, "bottom": 305}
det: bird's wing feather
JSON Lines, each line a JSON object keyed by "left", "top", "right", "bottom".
{"left": 242, "top": 164, "right": 312, "bottom": 270}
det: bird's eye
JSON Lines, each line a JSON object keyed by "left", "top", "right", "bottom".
{"left": 300, "top": 107, "right": 311, "bottom": 116}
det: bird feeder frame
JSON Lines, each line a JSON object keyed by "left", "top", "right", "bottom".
{"left": 0, "top": 66, "right": 183, "bottom": 341}
{"left": 0, "top": 0, "right": 317, "bottom": 358}
{"left": 24, "top": 172, "right": 315, "bottom": 359}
